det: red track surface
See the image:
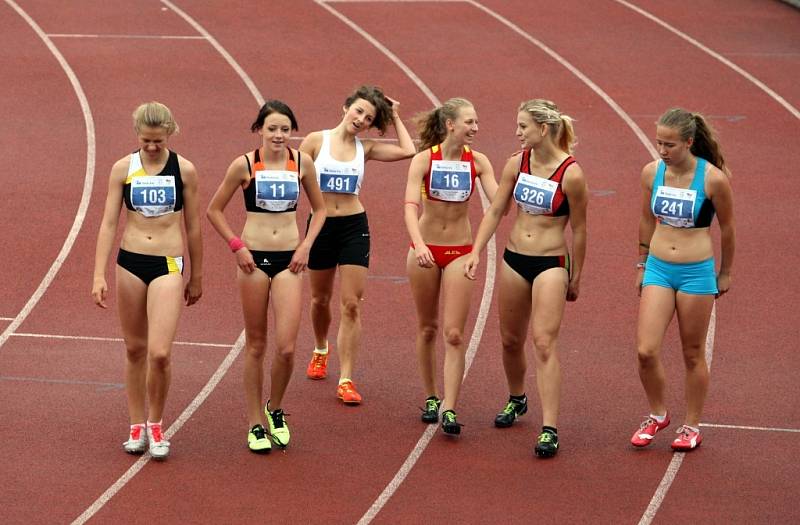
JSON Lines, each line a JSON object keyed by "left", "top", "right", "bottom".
{"left": 1, "top": 1, "right": 798, "bottom": 523}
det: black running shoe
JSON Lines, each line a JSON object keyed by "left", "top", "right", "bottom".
{"left": 494, "top": 397, "right": 528, "bottom": 428}
{"left": 420, "top": 396, "right": 441, "bottom": 423}
{"left": 534, "top": 430, "right": 559, "bottom": 458}
{"left": 441, "top": 410, "right": 463, "bottom": 435}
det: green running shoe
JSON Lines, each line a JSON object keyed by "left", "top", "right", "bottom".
{"left": 494, "top": 397, "right": 528, "bottom": 428}
{"left": 265, "top": 403, "right": 290, "bottom": 447}
{"left": 420, "top": 396, "right": 441, "bottom": 424}
{"left": 248, "top": 424, "right": 271, "bottom": 454}
{"left": 441, "top": 410, "right": 463, "bottom": 435}
{"left": 534, "top": 430, "right": 559, "bottom": 458}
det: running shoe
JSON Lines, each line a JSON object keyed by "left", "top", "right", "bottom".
{"left": 122, "top": 424, "right": 147, "bottom": 454}
{"left": 306, "top": 352, "right": 328, "bottom": 380}
{"left": 248, "top": 424, "right": 272, "bottom": 453}
{"left": 534, "top": 430, "right": 559, "bottom": 458}
{"left": 265, "top": 404, "right": 290, "bottom": 447}
{"left": 671, "top": 425, "right": 702, "bottom": 451}
{"left": 420, "top": 396, "right": 441, "bottom": 424}
{"left": 336, "top": 380, "right": 362, "bottom": 404}
{"left": 630, "top": 413, "right": 671, "bottom": 447}
{"left": 147, "top": 422, "right": 170, "bottom": 461}
{"left": 441, "top": 410, "right": 463, "bottom": 435}
{"left": 494, "top": 397, "right": 528, "bottom": 428}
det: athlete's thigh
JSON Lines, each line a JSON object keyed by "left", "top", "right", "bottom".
{"left": 269, "top": 270, "right": 303, "bottom": 345}
{"left": 115, "top": 265, "right": 149, "bottom": 344}
{"left": 406, "top": 249, "right": 442, "bottom": 324}
{"left": 637, "top": 285, "right": 677, "bottom": 351}
{"left": 338, "top": 264, "right": 368, "bottom": 301}
{"left": 237, "top": 268, "right": 271, "bottom": 336}
{"left": 498, "top": 260, "right": 533, "bottom": 344}
{"left": 441, "top": 254, "right": 475, "bottom": 330}
{"left": 309, "top": 267, "right": 336, "bottom": 300}
{"left": 146, "top": 273, "right": 185, "bottom": 347}
{"left": 674, "top": 292, "right": 715, "bottom": 354}
{"left": 530, "top": 267, "right": 569, "bottom": 339}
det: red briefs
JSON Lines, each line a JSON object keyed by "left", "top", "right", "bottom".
{"left": 412, "top": 243, "right": 473, "bottom": 269}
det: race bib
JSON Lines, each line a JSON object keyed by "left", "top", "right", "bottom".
{"left": 653, "top": 186, "right": 696, "bottom": 227}
{"left": 131, "top": 175, "right": 176, "bottom": 217}
{"left": 320, "top": 165, "right": 359, "bottom": 194}
{"left": 255, "top": 170, "right": 299, "bottom": 212}
{"left": 514, "top": 173, "right": 557, "bottom": 215}
{"left": 429, "top": 160, "right": 472, "bottom": 202}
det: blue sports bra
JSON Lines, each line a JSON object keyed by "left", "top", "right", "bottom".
{"left": 650, "top": 158, "right": 715, "bottom": 228}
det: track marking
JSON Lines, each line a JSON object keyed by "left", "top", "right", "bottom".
{"left": 160, "top": 0, "right": 264, "bottom": 106}
{"left": 47, "top": 33, "right": 204, "bottom": 39}
{"left": 11, "top": 332, "right": 231, "bottom": 348}
{"left": 71, "top": 333, "right": 245, "bottom": 525}
{"left": 700, "top": 423, "right": 800, "bottom": 434}
{"left": 615, "top": 0, "right": 800, "bottom": 120}
{"left": 1, "top": 0, "right": 96, "bottom": 351}
{"left": 0, "top": 317, "right": 14, "bottom": 321}
{"left": 0, "top": 375, "right": 124, "bottom": 390}
{"left": 312, "top": 2, "right": 494, "bottom": 523}
{"left": 72, "top": 2, "right": 267, "bottom": 521}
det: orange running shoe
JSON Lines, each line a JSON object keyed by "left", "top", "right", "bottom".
{"left": 336, "top": 380, "right": 362, "bottom": 404}
{"left": 306, "top": 352, "right": 328, "bottom": 380}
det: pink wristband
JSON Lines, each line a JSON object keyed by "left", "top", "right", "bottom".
{"left": 228, "top": 237, "right": 245, "bottom": 252}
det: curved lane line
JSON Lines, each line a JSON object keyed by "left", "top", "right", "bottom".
{"left": 465, "top": 3, "right": 721, "bottom": 524}
{"left": 0, "top": 0, "right": 96, "bottom": 351}
{"left": 72, "top": 2, "right": 265, "bottom": 522}
{"left": 615, "top": 0, "right": 800, "bottom": 120}
{"left": 310, "top": 2, "right": 495, "bottom": 523}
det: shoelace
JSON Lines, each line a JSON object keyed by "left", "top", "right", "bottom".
{"left": 442, "top": 412, "right": 464, "bottom": 427}
{"left": 339, "top": 382, "right": 356, "bottom": 393}
{"left": 640, "top": 417, "right": 657, "bottom": 429}
{"left": 675, "top": 425, "right": 695, "bottom": 437}
{"left": 251, "top": 425, "right": 268, "bottom": 440}
{"left": 270, "top": 410, "right": 287, "bottom": 429}
{"left": 502, "top": 402, "right": 518, "bottom": 415}
{"left": 312, "top": 354, "right": 326, "bottom": 368}
{"left": 149, "top": 425, "right": 164, "bottom": 443}
{"left": 539, "top": 432, "right": 555, "bottom": 444}
{"left": 425, "top": 399, "right": 439, "bottom": 412}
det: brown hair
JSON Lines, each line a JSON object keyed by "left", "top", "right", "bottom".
{"left": 344, "top": 85, "right": 394, "bottom": 135}
{"left": 658, "top": 108, "right": 729, "bottom": 175}
{"left": 412, "top": 97, "right": 473, "bottom": 151}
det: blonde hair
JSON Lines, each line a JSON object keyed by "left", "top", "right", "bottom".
{"left": 132, "top": 101, "right": 179, "bottom": 135}
{"left": 412, "top": 97, "right": 474, "bottom": 151}
{"left": 658, "top": 108, "right": 729, "bottom": 176}
{"left": 518, "top": 99, "right": 576, "bottom": 153}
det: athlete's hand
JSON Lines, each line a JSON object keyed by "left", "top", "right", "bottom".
{"left": 635, "top": 267, "right": 645, "bottom": 297}
{"left": 716, "top": 272, "right": 731, "bottom": 297}
{"left": 92, "top": 277, "right": 108, "bottom": 308}
{"left": 414, "top": 244, "right": 435, "bottom": 268}
{"left": 463, "top": 253, "right": 480, "bottom": 280}
{"left": 386, "top": 96, "right": 400, "bottom": 118}
{"left": 289, "top": 244, "right": 310, "bottom": 273}
{"left": 185, "top": 278, "right": 202, "bottom": 306}
{"left": 235, "top": 247, "right": 256, "bottom": 274}
{"left": 567, "top": 278, "right": 580, "bottom": 302}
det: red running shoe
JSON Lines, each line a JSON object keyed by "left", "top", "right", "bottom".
{"left": 671, "top": 425, "right": 702, "bottom": 451}
{"left": 631, "top": 413, "right": 670, "bottom": 447}
{"left": 336, "top": 380, "right": 362, "bottom": 404}
{"left": 306, "top": 352, "right": 328, "bottom": 380}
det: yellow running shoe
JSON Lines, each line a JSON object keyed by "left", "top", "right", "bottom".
{"left": 248, "top": 424, "right": 271, "bottom": 454}
{"left": 265, "top": 403, "right": 290, "bottom": 447}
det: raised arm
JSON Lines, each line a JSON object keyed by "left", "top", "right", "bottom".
{"left": 364, "top": 98, "right": 417, "bottom": 162}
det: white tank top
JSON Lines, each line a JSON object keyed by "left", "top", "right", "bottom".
{"left": 314, "top": 129, "right": 365, "bottom": 195}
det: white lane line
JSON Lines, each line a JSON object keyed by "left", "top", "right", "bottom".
{"left": 637, "top": 304, "right": 715, "bottom": 525}
{"left": 160, "top": 0, "right": 264, "bottom": 107}
{"left": 71, "top": 333, "right": 245, "bottom": 525}
{"left": 615, "top": 0, "right": 800, "bottom": 120}
{"left": 0, "top": 375, "right": 124, "bottom": 390}
{"left": 1, "top": 0, "right": 96, "bottom": 351}
{"left": 72, "top": 3, "right": 267, "bottom": 521}
{"left": 701, "top": 423, "right": 800, "bottom": 434}
{"left": 47, "top": 33, "right": 204, "bottom": 39}
{"left": 0, "top": 317, "right": 14, "bottom": 321}
{"left": 312, "top": 2, "right": 494, "bottom": 523}
{"left": 11, "top": 332, "right": 231, "bottom": 348}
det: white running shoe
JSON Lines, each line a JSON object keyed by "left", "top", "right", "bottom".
{"left": 122, "top": 424, "right": 148, "bottom": 454}
{"left": 147, "top": 422, "right": 170, "bottom": 460}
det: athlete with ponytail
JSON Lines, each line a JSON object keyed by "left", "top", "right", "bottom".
{"left": 630, "top": 108, "right": 735, "bottom": 451}
{"left": 463, "top": 99, "right": 588, "bottom": 457}
{"left": 405, "top": 97, "right": 497, "bottom": 435}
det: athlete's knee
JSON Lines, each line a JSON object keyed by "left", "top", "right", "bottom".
{"left": 419, "top": 323, "right": 438, "bottom": 344}
{"left": 443, "top": 327, "right": 464, "bottom": 348}
{"left": 148, "top": 347, "right": 171, "bottom": 369}
{"left": 245, "top": 335, "right": 268, "bottom": 360}
{"left": 340, "top": 297, "right": 362, "bottom": 322}
{"left": 274, "top": 341, "right": 296, "bottom": 363}
{"left": 125, "top": 341, "right": 148, "bottom": 362}
{"left": 532, "top": 332, "right": 557, "bottom": 359}
{"left": 501, "top": 332, "right": 525, "bottom": 355}
{"left": 681, "top": 345, "right": 706, "bottom": 370}
{"left": 636, "top": 343, "right": 660, "bottom": 368}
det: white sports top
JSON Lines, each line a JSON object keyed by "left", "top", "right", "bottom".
{"left": 314, "top": 129, "right": 365, "bottom": 195}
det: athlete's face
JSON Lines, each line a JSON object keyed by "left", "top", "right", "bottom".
{"left": 448, "top": 106, "right": 478, "bottom": 145}
{"left": 515, "top": 111, "right": 545, "bottom": 148}
{"left": 259, "top": 112, "right": 293, "bottom": 153}
{"left": 342, "top": 98, "right": 376, "bottom": 135}
{"left": 655, "top": 125, "right": 693, "bottom": 165}
{"left": 137, "top": 126, "right": 169, "bottom": 160}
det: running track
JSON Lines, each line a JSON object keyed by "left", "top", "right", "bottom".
{"left": 1, "top": 1, "right": 798, "bottom": 523}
